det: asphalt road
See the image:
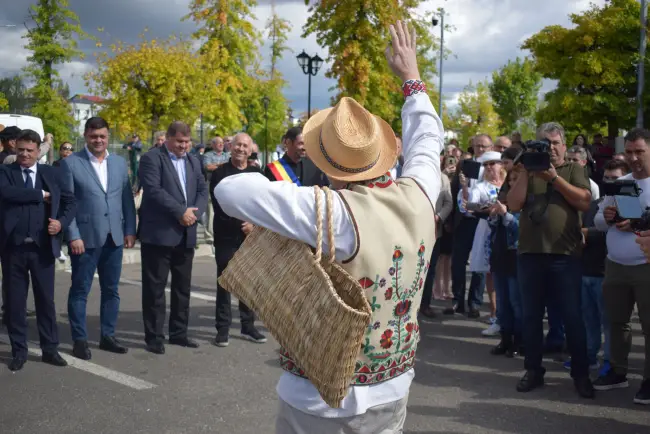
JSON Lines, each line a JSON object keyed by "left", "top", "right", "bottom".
{"left": 1, "top": 257, "right": 649, "bottom": 434}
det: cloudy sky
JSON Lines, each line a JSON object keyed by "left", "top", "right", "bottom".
{"left": 0, "top": 0, "right": 606, "bottom": 115}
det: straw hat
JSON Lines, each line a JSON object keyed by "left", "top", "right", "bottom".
{"left": 303, "top": 97, "right": 398, "bottom": 182}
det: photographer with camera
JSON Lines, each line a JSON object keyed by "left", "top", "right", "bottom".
{"left": 507, "top": 122, "right": 594, "bottom": 399}
{"left": 593, "top": 128, "right": 650, "bottom": 405}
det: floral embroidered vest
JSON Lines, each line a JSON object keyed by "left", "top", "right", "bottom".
{"left": 280, "top": 174, "right": 436, "bottom": 386}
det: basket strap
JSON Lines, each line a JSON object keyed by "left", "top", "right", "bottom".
{"left": 314, "top": 185, "right": 323, "bottom": 263}
{"left": 323, "top": 187, "right": 336, "bottom": 264}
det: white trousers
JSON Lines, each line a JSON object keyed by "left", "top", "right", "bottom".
{"left": 275, "top": 396, "right": 408, "bottom": 434}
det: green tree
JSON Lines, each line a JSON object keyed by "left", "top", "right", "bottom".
{"left": 449, "top": 80, "right": 501, "bottom": 147}
{"left": 303, "top": 0, "right": 441, "bottom": 132}
{"left": 523, "top": 0, "right": 645, "bottom": 137}
{"left": 0, "top": 92, "right": 8, "bottom": 111}
{"left": 489, "top": 57, "right": 542, "bottom": 134}
{"left": 86, "top": 35, "right": 223, "bottom": 139}
{"left": 185, "top": 0, "right": 262, "bottom": 133}
{"left": 0, "top": 75, "right": 31, "bottom": 113}
{"left": 24, "top": 0, "right": 91, "bottom": 142}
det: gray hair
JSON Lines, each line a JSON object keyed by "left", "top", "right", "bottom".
{"left": 154, "top": 131, "right": 165, "bottom": 141}
{"left": 568, "top": 145, "right": 587, "bottom": 161}
{"left": 537, "top": 122, "right": 566, "bottom": 145}
{"left": 473, "top": 133, "right": 493, "bottom": 144}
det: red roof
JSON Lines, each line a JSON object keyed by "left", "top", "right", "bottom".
{"left": 70, "top": 94, "right": 106, "bottom": 104}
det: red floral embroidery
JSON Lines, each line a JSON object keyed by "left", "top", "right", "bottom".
{"left": 384, "top": 287, "right": 393, "bottom": 300}
{"left": 359, "top": 277, "right": 374, "bottom": 289}
{"left": 380, "top": 330, "right": 394, "bottom": 349}
{"left": 394, "top": 300, "right": 411, "bottom": 317}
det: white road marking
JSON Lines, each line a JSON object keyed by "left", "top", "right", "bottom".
{"left": 118, "top": 277, "right": 217, "bottom": 302}
{"left": 0, "top": 333, "right": 157, "bottom": 390}
{"left": 63, "top": 272, "right": 218, "bottom": 303}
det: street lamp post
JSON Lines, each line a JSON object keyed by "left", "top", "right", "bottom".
{"left": 296, "top": 50, "right": 323, "bottom": 120}
{"left": 637, "top": 0, "right": 647, "bottom": 128}
{"left": 263, "top": 95, "right": 270, "bottom": 166}
{"left": 432, "top": 9, "right": 445, "bottom": 116}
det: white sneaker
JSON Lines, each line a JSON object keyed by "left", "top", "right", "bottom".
{"left": 482, "top": 322, "right": 501, "bottom": 337}
{"left": 58, "top": 252, "right": 67, "bottom": 263}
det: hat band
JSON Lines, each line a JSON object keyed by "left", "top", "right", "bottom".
{"left": 319, "top": 132, "right": 380, "bottom": 174}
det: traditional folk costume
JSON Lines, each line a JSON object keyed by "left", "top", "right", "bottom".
{"left": 215, "top": 81, "right": 444, "bottom": 433}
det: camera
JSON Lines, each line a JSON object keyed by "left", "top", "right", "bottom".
{"left": 513, "top": 139, "right": 551, "bottom": 171}
{"left": 602, "top": 179, "right": 650, "bottom": 231}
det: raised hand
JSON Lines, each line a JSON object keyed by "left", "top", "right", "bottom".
{"left": 385, "top": 20, "right": 420, "bottom": 82}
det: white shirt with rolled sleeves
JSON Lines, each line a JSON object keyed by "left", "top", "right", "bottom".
{"left": 214, "top": 92, "right": 444, "bottom": 418}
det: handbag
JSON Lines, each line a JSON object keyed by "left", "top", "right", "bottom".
{"left": 218, "top": 186, "right": 372, "bottom": 408}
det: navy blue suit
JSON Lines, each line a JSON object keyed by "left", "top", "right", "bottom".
{"left": 137, "top": 146, "right": 208, "bottom": 344}
{"left": 0, "top": 163, "right": 76, "bottom": 357}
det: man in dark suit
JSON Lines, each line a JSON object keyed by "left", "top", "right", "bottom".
{"left": 210, "top": 133, "right": 267, "bottom": 348}
{"left": 0, "top": 129, "right": 76, "bottom": 371}
{"left": 138, "top": 121, "right": 208, "bottom": 355}
{"left": 264, "top": 126, "right": 328, "bottom": 186}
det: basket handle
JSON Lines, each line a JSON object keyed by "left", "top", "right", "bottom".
{"left": 313, "top": 186, "right": 336, "bottom": 264}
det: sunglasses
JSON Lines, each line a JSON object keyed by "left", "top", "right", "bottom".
{"left": 61, "top": 146, "right": 73, "bottom": 151}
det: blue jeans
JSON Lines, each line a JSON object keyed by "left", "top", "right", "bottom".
{"left": 581, "top": 276, "right": 610, "bottom": 365}
{"left": 451, "top": 217, "right": 486, "bottom": 310}
{"left": 493, "top": 272, "right": 522, "bottom": 338}
{"left": 518, "top": 253, "right": 589, "bottom": 378}
{"left": 68, "top": 235, "right": 124, "bottom": 341}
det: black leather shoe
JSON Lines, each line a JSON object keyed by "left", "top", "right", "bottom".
{"left": 443, "top": 304, "right": 465, "bottom": 315}
{"left": 491, "top": 337, "right": 511, "bottom": 356}
{"left": 517, "top": 368, "right": 546, "bottom": 392}
{"left": 467, "top": 308, "right": 481, "bottom": 319}
{"left": 169, "top": 337, "right": 200, "bottom": 348}
{"left": 8, "top": 357, "right": 26, "bottom": 371}
{"left": 72, "top": 340, "right": 92, "bottom": 360}
{"left": 146, "top": 341, "right": 165, "bottom": 355}
{"left": 574, "top": 376, "right": 595, "bottom": 399}
{"left": 42, "top": 351, "right": 68, "bottom": 367}
{"left": 99, "top": 336, "right": 128, "bottom": 354}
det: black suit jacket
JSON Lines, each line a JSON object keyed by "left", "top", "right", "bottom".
{"left": 0, "top": 163, "right": 76, "bottom": 258}
{"left": 137, "top": 146, "right": 208, "bottom": 248}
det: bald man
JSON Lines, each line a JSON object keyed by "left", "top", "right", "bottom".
{"left": 209, "top": 133, "right": 267, "bottom": 347}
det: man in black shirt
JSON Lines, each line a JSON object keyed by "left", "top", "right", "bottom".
{"left": 210, "top": 133, "right": 267, "bottom": 348}
{"left": 265, "top": 126, "right": 328, "bottom": 187}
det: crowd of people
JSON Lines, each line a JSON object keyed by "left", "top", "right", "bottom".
{"left": 418, "top": 125, "right": 650, "bottom": 405}
{"left": 1, "top": 18, "right": 650, "bottom": 433}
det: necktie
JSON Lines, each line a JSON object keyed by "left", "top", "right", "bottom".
{"left": 24, "top": 169, "right": 33, "bottom": 189}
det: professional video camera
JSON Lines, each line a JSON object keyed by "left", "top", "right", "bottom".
{"left": 601, "top": 179, "right": 650, "bottom": 231}
{"left": 513, "top": 139, "right": 551, "bottom": 171}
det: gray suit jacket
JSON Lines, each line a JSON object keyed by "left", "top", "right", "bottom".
{"left": 138, "top": 146, "right": 208, "bottom": 248}
{"left": 61, "top": 149, "right": 137, "bottom": 249}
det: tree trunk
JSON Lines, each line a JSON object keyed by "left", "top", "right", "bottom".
{"left": 607, "top": 116, "right": 619, "bottom": 140}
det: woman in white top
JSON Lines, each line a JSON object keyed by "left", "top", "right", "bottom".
{"left": 458, "top": 151, "right": 506, "bottom": 332}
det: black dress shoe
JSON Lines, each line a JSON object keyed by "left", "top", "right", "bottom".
{"left": 42, "top": 351, "right": 68, "bottom": 367}
{"left": 517, "top": 368, "right": 546, "bottom": 392}
{"left": 99, "top": 336, "right": 128, "bottom": 354}
{"left": 168, "top": 337, "right": 200, "bottom": 348}
{"left": 8, "top": 357, "right": 26, "bottom": 371}
{"left": 443, "top": 304, "right": 465, "bottom": 315}
{"left": 467, "top": 308, "right": 481, "bottom": 319}
{"left": 490, "top": 337, "right": 511, "bottom": 356}
{"left": 146, "top": 341, "right": 165, "bottom": 355}
{"left": 574, "top": 376, "right": 595, "bottom": 399}
{"left": 72, "top": 340, "right": 92, "bottom": 360}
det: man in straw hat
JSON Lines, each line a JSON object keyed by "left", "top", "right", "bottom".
{"left": 215, "top": 21, "right": 443, "bottom": 433}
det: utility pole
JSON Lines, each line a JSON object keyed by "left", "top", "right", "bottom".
{"left": 637, "top": 0, "right": 647, "bottom": 128}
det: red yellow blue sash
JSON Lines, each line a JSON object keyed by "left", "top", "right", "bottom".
{"left": 268, "top": 159, "right": 302, "bottom": 185}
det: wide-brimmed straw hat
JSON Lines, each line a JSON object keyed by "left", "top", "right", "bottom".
{"left": 303, "top": 97, "right": 398, "bottom": 182}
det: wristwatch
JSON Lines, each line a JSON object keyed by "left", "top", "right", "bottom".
{"left": 550, "top": 175, "right": 559, "bottom": 184}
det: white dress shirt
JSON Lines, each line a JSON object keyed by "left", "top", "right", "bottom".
{"left": 214, "top": 93, "right": 444, "bottom": 418}
{"left": 21, "top": 162, "right": 38, "bottom": 186}
{"left": 168, "top": 151, "right": 188, "bottom": 201}
{"left": 85, "top": 146, "right": 109, "bottom": 191}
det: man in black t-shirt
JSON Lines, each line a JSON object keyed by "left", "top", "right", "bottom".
{"left": 210, "top": 133, "right": 267, "bottom": 348}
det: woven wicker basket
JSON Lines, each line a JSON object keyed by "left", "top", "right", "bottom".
{"left": 218, "top": 186, "right": 372, "bottom": 408}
